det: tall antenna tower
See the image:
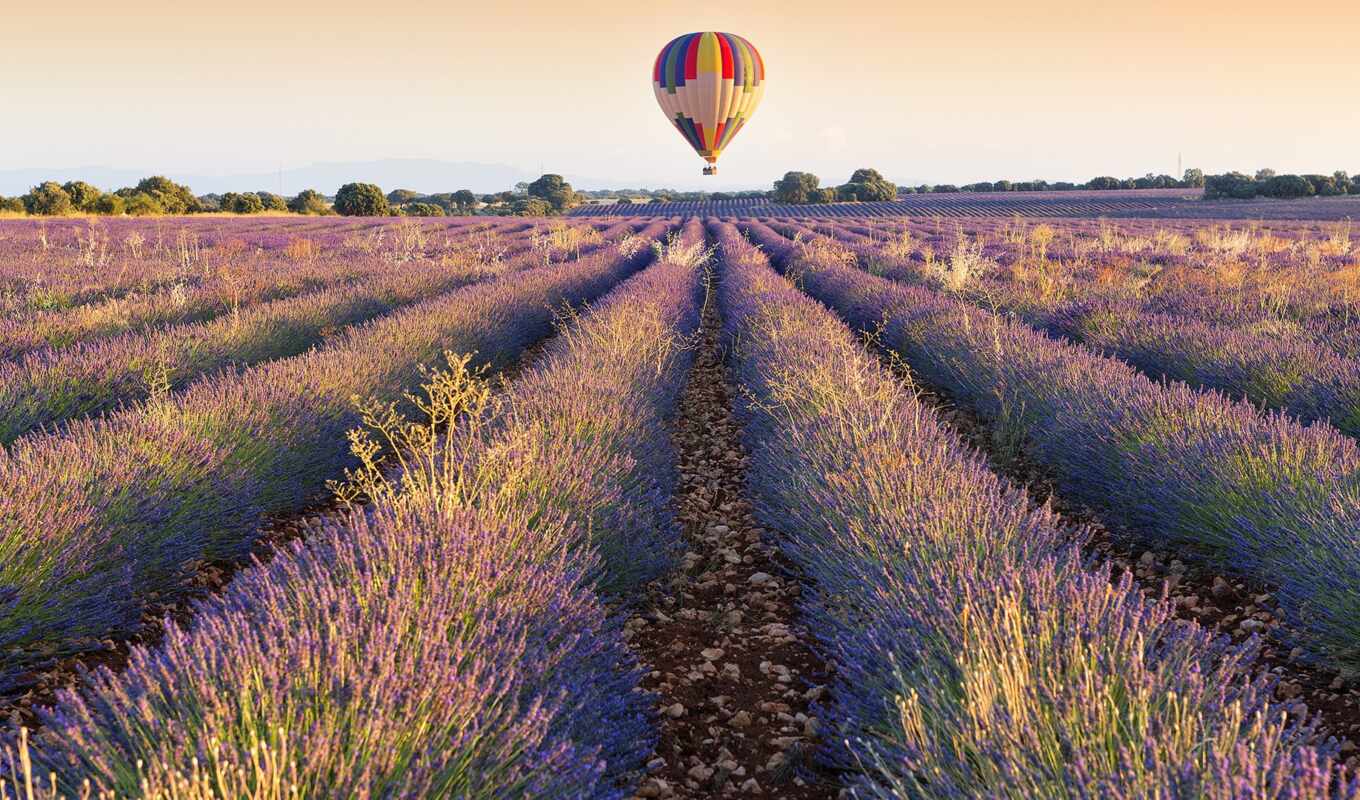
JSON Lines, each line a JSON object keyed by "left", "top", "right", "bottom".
{"left": 1177, "top": 152, "right": 1183, "bottom": 178}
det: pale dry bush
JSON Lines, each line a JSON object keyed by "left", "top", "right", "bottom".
{"left": 532, "top": 222, "right": 603, "bottom": 264}
{"left": 652, "top": 230, "right": 713, "bottom": 271}
{"left": 794, "top": 234, "right": 857, "bottom": 272}
{"left": 928, "top": 233, "right": 993, "bottom": 293}
{"left": 614, "top": 232, "right": 647, "bottom": 259}
{"left": 1151, "top": 228, "right": 1189, "bottom": 256}
{"left": 341, "top": 227, "right": 386, "bottom": 256}
{"left": 883, "top": 229, "right": 915, "bottom": 261}
{"left": 387, "top": 220, "right": 427, "bottom": 263}
{"left": 1027, "top": 224, "right": 1055, "bottom": 261}
{"left": 283, "top": 237, "right": 317, "bottom": 263}
{"left": 122, "top": 231, "right": 145, "bottom": 260}
{"left": 1, "top": 727, "right": 299, "bottom": 800}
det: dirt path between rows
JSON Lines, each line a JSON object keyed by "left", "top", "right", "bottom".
{"left": 626, "top": 274, "right": 839, "bottom": 799}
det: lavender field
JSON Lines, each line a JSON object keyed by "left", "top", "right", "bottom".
{"left": 3, "top": 211, "right": 1360, "bottom": 799}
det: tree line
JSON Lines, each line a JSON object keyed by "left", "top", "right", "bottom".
{"left": 1202, "top": 170, "right": 1360, "bottom": 200}
{"left": 0, "top": 174, "right": 583, "bottom": 217}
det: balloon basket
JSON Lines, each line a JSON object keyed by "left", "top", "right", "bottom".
{"left": 703, "top": 165, "right": 717, "bottom": 176}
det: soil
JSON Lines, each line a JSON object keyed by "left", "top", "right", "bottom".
{"left": 625, "top": 279, "right": 839, "bottom": 799}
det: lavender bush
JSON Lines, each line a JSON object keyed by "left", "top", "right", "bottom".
{"left": 0, "top": 221, "right": 672, "bottom": 698}
{"left": 4, "top": 220, "right": 709, "bottom": 798}
{"left": 740, "top": 220, "right": 1360, "bottom": 672}
{"left": 714, "top": 220, "right": 1355, "bottom": 798}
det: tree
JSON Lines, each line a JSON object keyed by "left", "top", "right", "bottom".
{"left": 1334, "top": 171, "right": 1351, "bottom": 195}
{"left": 92, "top": 194, "right": 126, "bottom": 215}
{"left": 772, "top": 171, "right": 820, "bottom": 204}
{"left": 334, "top": 183, "right": 390, "bottom": 216}
{"left": 1303, "top": 174, "right": 1343, "bottom": 196}
{"left": 256, "top": 192, "right": 288, "bottom": 211}
{"left": 124, "top": 192, "right": 166, "bottom": 216}
{"left": 1255, "top": 168, "right": 1277, "bottom": 181}
{"left": 62, "top": 181, "right": 104, "bottom": 211}
{"left": 1203, "top": 172, "right": 1259, "bottom": 199}
{"left": 1183, "top": 168, "right": 1205, "bottom": 188}
{"left": 387, "top": 189, "right": 422, "bottom": 205}
{"left": 288, "top": 189, "right": 330, "bottom": 214}
{"left": 1085, "top": 176, "right": 1121, "bottom": 190}
{"left": 452, "top": 189, "right": 478, "bottom": 214}
{"left": 220, "top": 192, "right": 265, "bottom": 214}
{"left": 0, "top": 196, "right": 24, "bottom": 214}
{"left": 403, "top": 202, "right": 445, "bottom": 217}
{"left": 129, "top": 176, "right": 199, "bottom": 214}
{"left": 1261, "top": 174, "right": 1315, "bottom": 199}
{"left": 932, "top": 184, "right": 960, "bottom": 193}
{"left": 812, "top": 187, "right": 838, "bottom": 204}
{"left": 23, "top": 182, "right": 74, "bottom": 215}
{"left": 526, "top": 174, "right": 577, "bottom": 213}
{"left": 837, "top": 168, "right": 897, "bottom": 202}
{"left": 510, "top": 197, "right": 553, "bottom": 216}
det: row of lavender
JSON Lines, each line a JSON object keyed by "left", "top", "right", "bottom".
{"left": 741, "top": 220, "right": 1360, "bottom": 674}
{"left": 0, "top": 221, "right": 671, "bottom": 701}
{"left": 3, "top": 221, "right": 708, "bottom": 797}
{"left": 713, "top": 220, "right": 1354, "bottom": 797}
{"left": 0, "top": 217, "right": 537, "bottom": 315}
{"left": 797, "top": 220, "right": 1360, "bottom": 440}
{"left": 0, "top": 220, "right": 642, "bottom": 446}
{"left": 0, "top": 218, "right": 570, "bottom": 359}
{"left": 816, "top": 216, "right": 1360, "bottom": 331}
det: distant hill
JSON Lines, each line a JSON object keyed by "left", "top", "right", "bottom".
{"left": 0, "top": 159, "right": 618, "bottom": 197}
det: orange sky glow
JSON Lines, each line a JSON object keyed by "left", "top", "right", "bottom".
{"left": 2, "top": 0, "right": 1356, "bottom": 188}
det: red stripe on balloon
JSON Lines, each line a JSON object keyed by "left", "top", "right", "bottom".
{"left": 718, "top": 33, "right": 734, "bottom": 79}
{"left": 684, "top": 33, "right": 700, "bottom": 81}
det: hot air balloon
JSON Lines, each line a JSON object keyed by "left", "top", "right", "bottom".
{"left": 653, "top": 32, "right": 765, "bottom": 175}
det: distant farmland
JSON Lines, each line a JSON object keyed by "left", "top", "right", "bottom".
{"left": 572, "top": 187, "right": 1360, "bottom": 220}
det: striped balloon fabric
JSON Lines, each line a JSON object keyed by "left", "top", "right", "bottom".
{"left": 653, "top": 32, "right": 765, "bottom": 174}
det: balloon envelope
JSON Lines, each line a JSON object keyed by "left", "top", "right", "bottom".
{"left": 653, "top": 32, "right": 765, "bottom": 168}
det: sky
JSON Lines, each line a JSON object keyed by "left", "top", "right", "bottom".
{"left": 2, "top": 0, "right": 1357, "bottom": 191}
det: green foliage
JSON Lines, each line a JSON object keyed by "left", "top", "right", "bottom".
{"left": 772, "top": 171, "right": 821, "bottom": 204}
{"left": 256, "top": 192, "right": 288, "bottom": 211}
{"left": 124, "top": 192, "right": 165, "bottom": 216}
{"left": 452, "top": 189, "right": 478, "bottom": 214}
{"left": 220, "top": 192, "right": 265, "bottom": 214}
{"left": 1303, "top": 174, "right": 1344, "bottom": 196}
{"left": 1203, "top": 172, "right": 1259, "bottom": 199}
{"left": 0, "top": 196, "right": 24, "bottom": 214}
{"left": 1084, "top": 176, "right": 1122, "bottom": 190}
{"left": 509, "top": 197, "right": 553, "bottom": 216}
{"left": 386, "top": 189, "right": 422, "bottom": 205}
{"left": 837, "top": 168, "right": 897, "bottom": 202}
{"left": 288, "top": 189, "right": 330, "bottom": 214}
{"left": 1183, "top": 168, "right": 1205, "bottom": 188}
{"left": 92, "top": 194, "right": 126, "bottom": 215}
{"left": 128, "top": 176, "right": 200, "bottom": 214}
{"left": 402, "top": 202, "right": 445, "bottom": 217}
{"left": 23, "top": 182, "right": 74, "bottom": 215}
{"left": 526, "top": 174, "right": 577, "bottom": 213}
{"left": 812, "top": 187, "right": 838, "bottom": 204}
{"left": 334, "top": 183, "right": 390, "bottom": 216}
{"left": 1262, "top": 174, "right": 1315, "bottom": 198}
{"left": 61, "top": 181, "right": 104, "bottom": 211}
